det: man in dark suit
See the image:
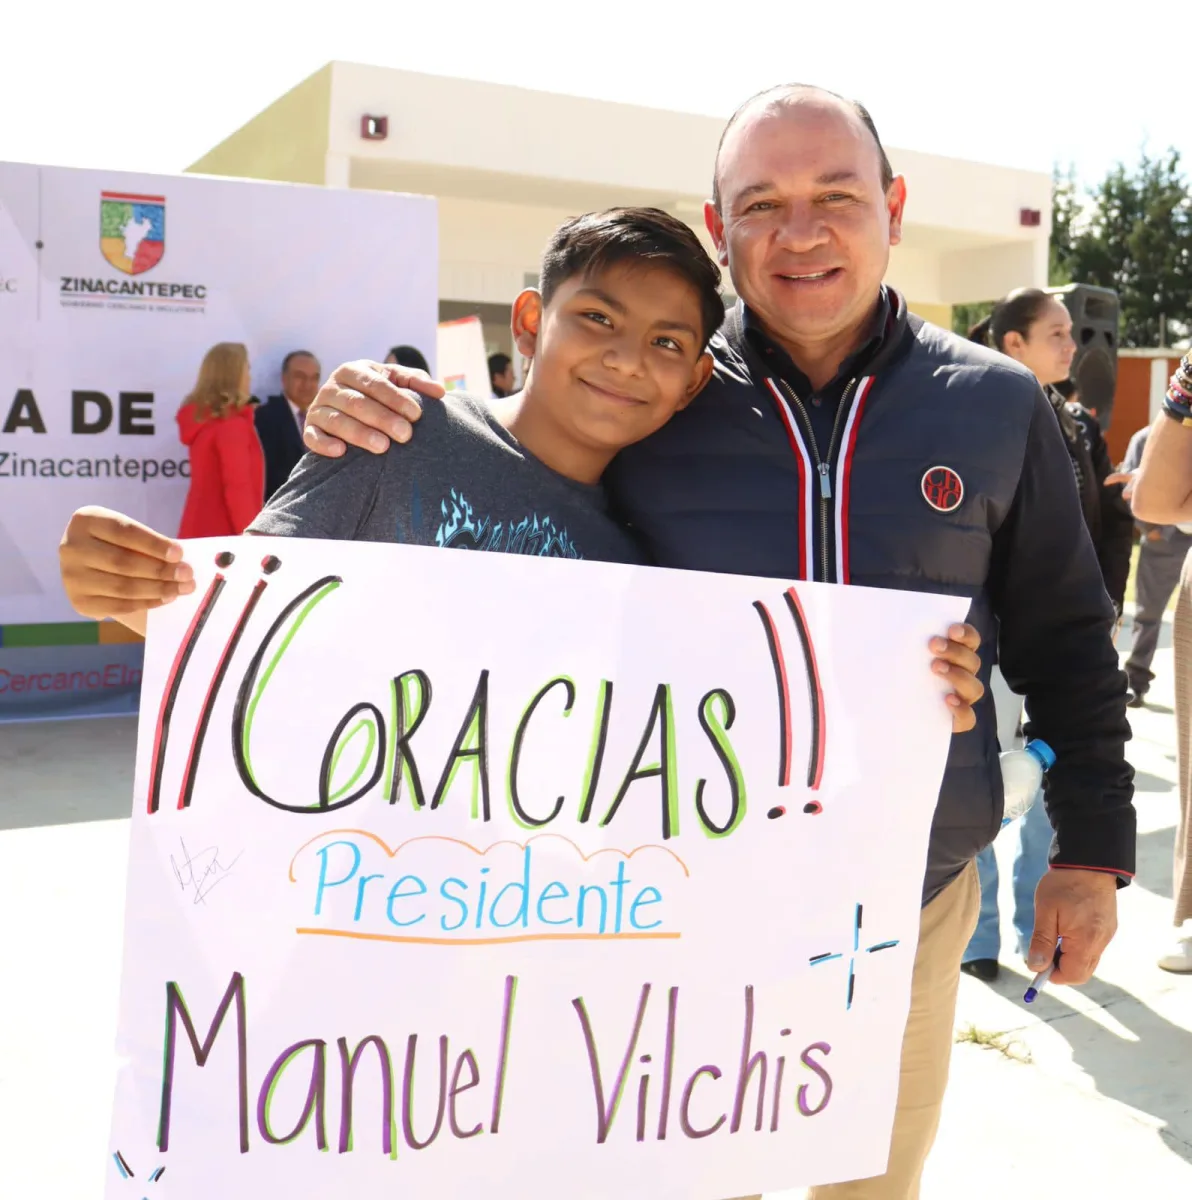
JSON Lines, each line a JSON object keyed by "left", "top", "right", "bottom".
{"left": 255, "top": 350, "right": 320, "bottom": 499}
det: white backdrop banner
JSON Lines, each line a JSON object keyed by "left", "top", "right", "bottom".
{"left": 0, "top": 163, "right": 438, "bottom": 630}
{"left": 106, "top": 538, "right": 967, "bottom": 1198}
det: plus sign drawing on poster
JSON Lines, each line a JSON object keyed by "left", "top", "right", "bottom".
{"left": 808, "top": 903, "right": 901, "bottom": 1011}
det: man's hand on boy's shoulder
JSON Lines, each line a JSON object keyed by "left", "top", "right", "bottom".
{"left": 304, "top": 360, "right": 443, "bottom": 459}
{"left": 59, "top": 506, "right": 194, "bottom": 634}
{"left": 303, "top": 360, "right": 986, "bottom": 733}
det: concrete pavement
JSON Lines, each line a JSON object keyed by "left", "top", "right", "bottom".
{"left": 1, "top": 623, "right": 1189, "bottom": 1199}
{"left": 921, "top": 617, "right": 1192, "bottom": 1198}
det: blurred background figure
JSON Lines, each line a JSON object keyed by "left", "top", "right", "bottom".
{"left": 256, "top": 349, "right": 320, "bottom": 500}
{"left": 962, "top": 288, "right": 1133, "bottom": 981}
{"left": 176, "top": 342, "right": 264, "bottom": 538}
{"left": 1129, "top": 350, "right": 1192, "bottom": 973}
{"left": 385, "top": 344, "right": 430, "bottom": 373}
{"left": 1117, "top": 424, "right": 1192, "bottom": 708}
{"left": 488, "top": 352, "right": 515, "bottom": 398}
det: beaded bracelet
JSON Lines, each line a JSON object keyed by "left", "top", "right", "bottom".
{"left": 1163, "top": 354, "right": 1192, "bottom": 425}
{"left": 1165, "top": 391, "right": 1192, "bottom": 427}
{"left": 1177, "top": 351, "right": 1192, "bottom": 389}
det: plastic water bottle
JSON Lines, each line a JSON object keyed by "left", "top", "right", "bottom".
{"left": 999, "top": 739, "right": 1055, "bottom": 826}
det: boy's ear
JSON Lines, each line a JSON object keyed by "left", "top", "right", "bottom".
{"left": 512, "top": 289, "right": 542, "bottom": 359}
{"left": 676, "top": 351, "right": 716, "bottom": 411}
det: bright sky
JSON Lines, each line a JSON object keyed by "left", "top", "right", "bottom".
{"left": 3, "top": 2, "right": 1188, "bottom": 191}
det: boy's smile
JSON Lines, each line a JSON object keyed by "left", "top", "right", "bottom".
{"left": 578, "top": 378, "right": 648, "bottom": 408}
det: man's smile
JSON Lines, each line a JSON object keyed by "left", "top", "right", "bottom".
{"left": 775, "top": 267, "right": 844, "bottom": 286}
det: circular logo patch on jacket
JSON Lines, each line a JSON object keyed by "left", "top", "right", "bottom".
{"left": 921, "top": 465, "right": 964, "bottom": 513}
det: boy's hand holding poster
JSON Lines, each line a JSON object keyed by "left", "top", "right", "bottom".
{"left": 106, "top": 538, "right": 968, "bottom": 1199}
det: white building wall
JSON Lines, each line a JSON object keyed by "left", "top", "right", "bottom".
{"left": 938, "top": 240, "right": 1040, "bottom": 305}
{"left": 892, "top": 148, "right": 1051, "bottom": 244}
{"left": 885, "top": 246, "right": 941, "bottom": 307}
{"left": 436, "top": 196, "right": 568, "bottom": 303}
{"left": 326, "top": 63, "right": 719, "bottom": 198}
{"left": 189, "top": 62, "right": 1055, "bottom": 312}
{"left": 434, "top": 196, "right": 730, "bottom": 307}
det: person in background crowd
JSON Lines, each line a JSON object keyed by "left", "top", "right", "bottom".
{"left": 176, "top": 342, "right": 264, "bottom": 538}
{"left": 969, "top": 290, "right": 1134, "bottom": 620}
{"left": 959, "top": 289, "right": 1133, "bottom": 983}
{"left": 300, "top": 85, "right": 1134, "bottom": 1199}
{"left": 1112, "top": 424, "right": 1192, "bottom": 708}
{"left": 385, "top": 344, "right": 430, "bottom": 373}
{"left": 255, "top": 349, "right": 321, "bottom": 500}
{"left": 488, "top": 351, "right": 515, "bottom": 397}
{"left": 1129, "top": 350, "right": 1192, "bottom": 973}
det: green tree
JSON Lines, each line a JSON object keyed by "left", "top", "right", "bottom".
{"left": 1049, "top": 165, "right": 1079, "bottom": 286}
{"left": 1067, "top": 150, "right": 1192, "bottom": 346}
{"left": 951, "top": 301, "right": 992, "bottom": 339}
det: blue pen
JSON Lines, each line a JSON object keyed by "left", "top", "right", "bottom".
{"left": 1023, "top": 938, "right": 1062, "bottom": 1003}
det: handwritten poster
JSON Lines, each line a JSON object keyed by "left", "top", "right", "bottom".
{"left": 106, "top": 539, "right": 968, "bottom": 1199}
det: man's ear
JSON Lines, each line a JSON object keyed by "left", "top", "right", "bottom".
{"left": 704, "top": 201, "right": 729, "bottom": 267}
{"left": 886, "top": 175, "right": 908, "bottom": 247}
{"left": 512, "top": 289, "right": 543, "bottom": 359}
{"left": 676, "top": 351, "right": 716, "bottom": 411}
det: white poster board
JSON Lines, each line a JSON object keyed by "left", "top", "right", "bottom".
{"left": 105, "top": 539, "right": 967, "bottom": 1197}
{"left": 0, "top": 163, "right": 438, "bottom": 630}
{"left": 437, "top": 314, "right": 493, "bottom": 398}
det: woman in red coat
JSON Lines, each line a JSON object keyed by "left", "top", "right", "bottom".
{"left": 176, "top": 342, "right": 265, "bottom": 537}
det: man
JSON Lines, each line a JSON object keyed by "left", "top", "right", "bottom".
{"left": 489, "top": 351, "right": 515, "bottom": 397}
{"left": 255, "top": 349, "right": 320, "bottom": 499}
{"left": 300, "top": 85, "right": 1135, "bottom": 1199}
{"left": 1115, "top": 424, "right": 1192, "bottom": 707}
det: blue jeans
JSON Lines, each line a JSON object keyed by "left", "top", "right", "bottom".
{"left": 964, "top": 792, "right": 1051, "bottom": 962}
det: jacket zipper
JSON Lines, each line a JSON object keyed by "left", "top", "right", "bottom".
{"left": 776, "top": 377, "right": 859, "bottom": 581}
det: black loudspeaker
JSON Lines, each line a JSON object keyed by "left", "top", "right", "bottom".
{"left": 1049, "top": 283, "right": 1120, "bottom": 429}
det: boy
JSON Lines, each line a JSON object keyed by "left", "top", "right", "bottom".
{"left": 60, "top": 207, "right": 717, "bottom": 625}
{"left": 59, "top": 207, "right": 982, "bottom": 724}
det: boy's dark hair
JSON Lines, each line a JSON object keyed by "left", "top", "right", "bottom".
{"left": 539, "top": 207, "right": 724, "bottom": 348}
{"left": 488, "top": 352, "right": 512, "bottom": 376}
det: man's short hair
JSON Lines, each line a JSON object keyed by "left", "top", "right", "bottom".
{"left": 539, "top": 207, "right": 725, "bottom": 348}
{"left": 488, "top": 352, "right": 512, "bottom": 377}
{"left": 712, "top": 84, "right": 894, "bottom": 210}
{"left": 281, "top": 349, "right": 318, "bottom": 374}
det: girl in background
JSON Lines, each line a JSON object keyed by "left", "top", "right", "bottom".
{"left": 176, "top": 342, "right": 264, "bottom": 538}
{"left": 962, "top": 289, "right": 1133, "bottom": 981}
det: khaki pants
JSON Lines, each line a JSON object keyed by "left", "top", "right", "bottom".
{"left": 1173, "top": 549, "right": 1192, "bottom": 926}
{"left": 728, "top": 860, "right": 980, "bottom": 1200}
